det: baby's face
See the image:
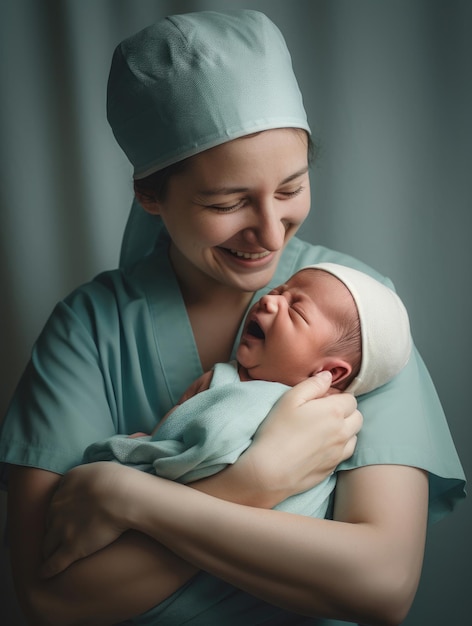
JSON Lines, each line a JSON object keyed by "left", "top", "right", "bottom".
{"left": 237, "top": 269, "right": 353, "bottom": 386}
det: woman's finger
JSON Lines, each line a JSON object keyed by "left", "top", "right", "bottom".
{"left": 40, "top": 545, "right": 75, "bottom": 579}
{"left": 280, "top": 371, "right": 333, "bottom": 406}
{"left": 344, "top": 409, "right": 364, "bottom": 438}
{"left": 41, "top": 525, "right": 59, "bottom": 562}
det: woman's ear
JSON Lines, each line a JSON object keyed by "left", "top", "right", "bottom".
{"left": 134, "top": 191, "right": 161, "bottom": 216}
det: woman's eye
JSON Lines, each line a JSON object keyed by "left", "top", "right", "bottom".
{"left": 208, "top": 199, "right": 246, "bottom": 212}
{"left": 278, "top": 186, "right": 304, "bottom": 199}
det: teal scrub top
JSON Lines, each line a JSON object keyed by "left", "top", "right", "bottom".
{"left": 0, "top": 212, "right": 466, "bottom": 625}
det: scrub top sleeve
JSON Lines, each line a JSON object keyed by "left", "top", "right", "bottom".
{"left": 339, "top": 344, "right": 466, "bottom": 524}
{"left": 277, "top": 238, "right": 466, "bottom": 522}
{"left": 0, "top": 300, "right": 117, "bottom": 476}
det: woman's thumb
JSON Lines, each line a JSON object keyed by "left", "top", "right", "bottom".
{"left": 287, "top": 370, "right": 333, "bottom": 405}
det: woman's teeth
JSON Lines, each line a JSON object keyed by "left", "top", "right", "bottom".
{"left": 230, "top": 249, "right": 270, "bottom": 260}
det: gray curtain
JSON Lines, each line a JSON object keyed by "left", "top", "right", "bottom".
{"left": 1, "top": 1, "right": 470, "bottom": 624}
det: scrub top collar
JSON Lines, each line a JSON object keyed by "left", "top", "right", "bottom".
{"left": 139, "top": 223, "right": 300, "bottom": 404}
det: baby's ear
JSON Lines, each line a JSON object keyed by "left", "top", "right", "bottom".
{"left": 134, "top": 191, "right": 161, "bottom": 215}
{"left": 316, "top": 358, "right": 353, "bottom": 387}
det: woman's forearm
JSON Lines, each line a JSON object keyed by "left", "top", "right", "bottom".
{"left": 11, "top": 457, "right": 286, "bottom": 626}
{"left": 28, "top": 378, "right": 417, "bottom": 626}
{"left": 127, "top": 465, "right": 428, "bottom": 626}
{"left": 8, "top": 466, "right": 196, "bottom": 626}
{"left": 31, "top": 532, "right": 197, "bottom": 626}
{"left": 21, "top": 460, "right": 427, "bottom": 626}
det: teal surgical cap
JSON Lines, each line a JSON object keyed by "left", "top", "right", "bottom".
{"left": 107, "top": 10, "right": 310, "bottom": 179}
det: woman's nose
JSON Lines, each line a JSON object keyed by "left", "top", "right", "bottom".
{"left": 243, "top": 203, "right": 286, "bottom": 250}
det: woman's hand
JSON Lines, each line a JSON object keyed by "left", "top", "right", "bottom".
{"left": 235, "top": 371, "right": 362, "bottom": 507}
{"left": 41, "top": 461, "right": 138, "bottom": 579}
{"left": 40, "top": 373, "right": 361, "bottom": 578}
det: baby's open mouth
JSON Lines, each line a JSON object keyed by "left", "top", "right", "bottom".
{"left": 246, "top": 319, "right": 265, "bottom": 339}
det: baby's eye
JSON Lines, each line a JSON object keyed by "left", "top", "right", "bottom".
{"left": 268, "top": 285, "right": 289, "bottom": 297}
{"left": 290, "top": 300, "right": 308, "bottom": 322}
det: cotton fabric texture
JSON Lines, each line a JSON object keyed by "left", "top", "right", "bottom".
{"left": 306, "top": 263, "right": 412, "bottom": 396}
{"left": 107, "top": 10, "right": 310, "bottom": 179}
{"left": 84, "top": 360, "right": 336, "bottom": 518}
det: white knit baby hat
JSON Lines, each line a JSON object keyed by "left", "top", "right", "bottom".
{"left": 305, "top": 263, "right": 412, "bottom": 395}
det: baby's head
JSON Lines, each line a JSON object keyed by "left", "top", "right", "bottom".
{"left": 307, "top": 264, "right": 412, "bottom": 394}
{"left": 237, "top": 263, "right": 411, "bottom": 394}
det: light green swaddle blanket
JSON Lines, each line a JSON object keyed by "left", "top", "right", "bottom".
{"left": 84, "top": 361, "right": 335, "bottom": 517}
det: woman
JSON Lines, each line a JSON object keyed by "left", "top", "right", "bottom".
{"left": 1, "top": 10, "right": 465, "bottom": 626}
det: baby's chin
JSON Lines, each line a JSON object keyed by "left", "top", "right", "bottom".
{"left": 235, "top": 345, "right": 246, "bottom": 365}
{"left": 235, "top": 342, "right": 256, "bottom": 366}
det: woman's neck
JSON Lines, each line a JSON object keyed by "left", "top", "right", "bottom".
{"left": 169, "top": 247, "right": 255, "bottom": 370}
{"left": 186, "top": 293, "right": 253, "bottom": 371}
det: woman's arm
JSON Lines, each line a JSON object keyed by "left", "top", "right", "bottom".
{"left": 39, "top": 458, "right": 428, "bottom": 626}
{"left": 136, "top": 465, "right": 428, "bottom": 626}
{"left": 101, "top": 464, "right": 429, "bottom": 626}
{"left": 12, "top": 373, "right": 360, "bottom": 624}
{"left": 8, "top": 466, "right": 198, "bottom": 626}
{"left": 36, "top": 381, "right": 427, "bottom": 626}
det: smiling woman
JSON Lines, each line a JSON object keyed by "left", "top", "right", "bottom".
{"left": 136, "top": 129, "right": 311, "bottom": 304}
{"left": 0, "top": 7, "right": 465, "bottom": 626}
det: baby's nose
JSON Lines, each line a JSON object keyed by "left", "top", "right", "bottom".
{"left": 259, "top": 294, "right": 282, "bottom": 314}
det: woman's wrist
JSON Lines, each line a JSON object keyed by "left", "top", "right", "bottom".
{"left": 190, "top": 447, "right": 287, "bottom": 509}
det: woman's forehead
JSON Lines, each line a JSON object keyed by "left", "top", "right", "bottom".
{"left": 186, "top": 128, "right": 308, "bottom": 172}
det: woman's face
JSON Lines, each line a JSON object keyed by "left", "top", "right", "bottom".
{"left": 145, "top": 128, "right": 310, "bottom": 294}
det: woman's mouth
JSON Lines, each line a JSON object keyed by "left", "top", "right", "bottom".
{"left": 228, "top": 248, "right": 271, "bottom": 260}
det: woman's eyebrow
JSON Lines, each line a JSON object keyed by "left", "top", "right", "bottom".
{"left": 198, "top": 166, "right": 309, "bottom": 197}
{"left": 280, "top": 165, "right": 309, "bottom": 185}
{"left": 198, "top": 185, "right": 249, "bottom": 197}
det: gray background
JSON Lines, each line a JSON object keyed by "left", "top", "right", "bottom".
{"left": 1, "top": 1, "right": 470, "bottom": 624}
